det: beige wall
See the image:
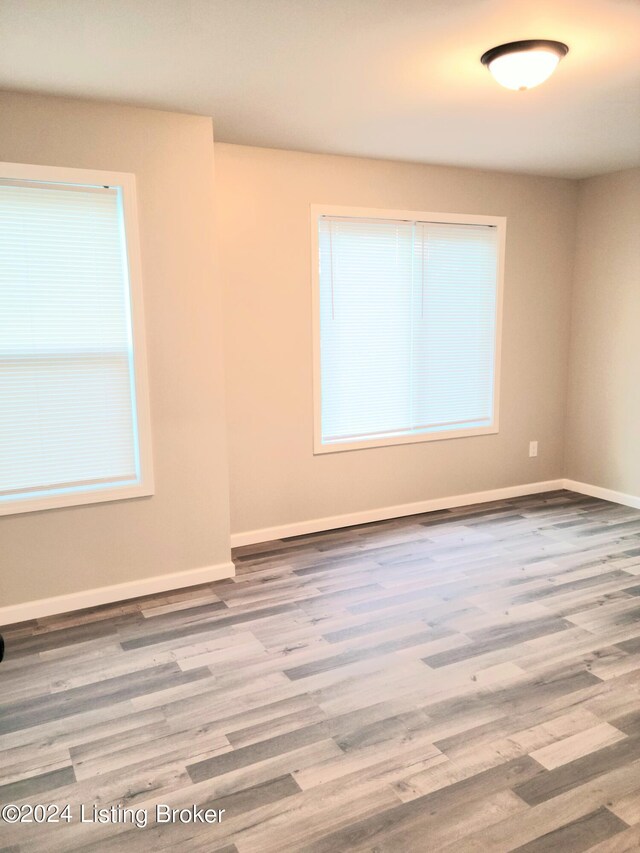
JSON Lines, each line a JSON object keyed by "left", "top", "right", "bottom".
{"left": 215, "top": 143, "right": 578, "bottom": 536}
{"left": 3, "top": 99, "right": 633, "bottom": 609}
{"left": 566, "top": 168, "right": 640, "bottom": 495}
{"left": 0, "top": 92, "right": 232, "bottom": 608}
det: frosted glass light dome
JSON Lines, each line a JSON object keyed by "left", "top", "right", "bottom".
{"left": 481, "top": 40, "right": 569, "bottom": 91}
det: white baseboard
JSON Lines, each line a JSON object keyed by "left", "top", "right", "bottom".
{"left": 563, "top": 479, "right": 640, "bottom": 510}
{"left": 0, "top": 560, "right": 236, "bottom": 627}
{"left": 230, "top": 479, "right": 566, "bottom": 547}
{"left": 6, "top": 478, "right": 636, "bottom": 627}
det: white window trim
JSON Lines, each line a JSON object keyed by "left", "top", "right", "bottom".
{"left": 311, "top": 204, "right": 506, "bottom": 455}
{"left": 0, "top": 161, "right": 154, "bottom": 515}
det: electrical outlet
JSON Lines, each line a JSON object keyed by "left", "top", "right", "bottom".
{"left": 529, "top": 441, "right": 538, "bottom": 458}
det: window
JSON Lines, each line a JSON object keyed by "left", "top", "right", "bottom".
{"left": 312, "top": 206, "right": 505, "bottom": 453}
{"left": 0, "top": 162, "right": 153, "bottom": 515}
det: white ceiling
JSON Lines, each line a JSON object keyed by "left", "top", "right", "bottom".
{"left": 1, "top": 0, "right": 639, "bottom": 178}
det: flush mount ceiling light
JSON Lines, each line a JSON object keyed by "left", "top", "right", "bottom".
{"left": 481, "top": 40, "right": 569, "bottom": 91}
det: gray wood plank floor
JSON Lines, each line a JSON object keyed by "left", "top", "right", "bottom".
{"left": 3, "top": 490, "right": 640, "bottom": 851}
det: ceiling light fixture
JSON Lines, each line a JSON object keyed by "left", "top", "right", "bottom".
{"left": 481, "top": 40, "right": 569, "bottom": 91}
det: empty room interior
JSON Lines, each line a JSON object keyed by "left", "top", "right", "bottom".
{"left": 1, "top": 1, "right": 640, "bottom": 850}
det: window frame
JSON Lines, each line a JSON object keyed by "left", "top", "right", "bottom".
{"left": 0, "top": 161, "right": 154, "bottom": 516}
{"left": 311, "top": 204, "right": 506, "bottom": 455}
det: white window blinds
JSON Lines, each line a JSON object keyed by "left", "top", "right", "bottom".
{"left": 0, "top": 175, "right": 149, "bottom": 512}
{"left": 317, "top": 214, "right": 501, "bottom": 449}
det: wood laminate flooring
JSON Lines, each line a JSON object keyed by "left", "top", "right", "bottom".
{"left": 3, "top": 490, "right": 640, "bottom": 851}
